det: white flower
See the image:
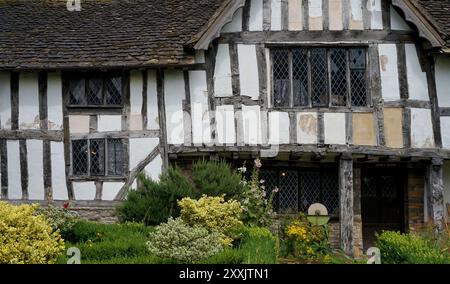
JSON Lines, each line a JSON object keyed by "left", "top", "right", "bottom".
{"left": 273, "top": 187, "right": 279, "bottom": 193}
{"left": 238, "top": 166, "right": 247, "bottom": 173}
{"left": 260, "top": 179, "right": 265, "bottom": 184}
{"left": 254, "top": 159, "right": 262, "bottom": 168}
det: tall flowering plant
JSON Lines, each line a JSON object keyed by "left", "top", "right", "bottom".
{"left": 238, "top": 159, "right": 278, "bottom": 227}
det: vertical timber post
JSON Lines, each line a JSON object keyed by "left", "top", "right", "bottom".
{"left": 339, "top": 153, "right": 354, "bottom": 256}
{"left": 427, "top": 158, "right": 445, "bottom": 234}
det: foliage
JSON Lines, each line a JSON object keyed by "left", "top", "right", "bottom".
{"left": 35, "top": 203, "right": 79, "bottom": 234}
{"left": 282, "top": 213, "right": 330, "bottom": 261}
{"left": 239, "top": 159, "right": 278, "bottom": 227}
{"left": 239, "top": 227, "right": 279, "bottom": 264}
{"left": 375, "top": 231, "right": 450, "bottom": 264}
{"left": 192, "top": 160, "right": 245, "bottom": 199}
{"left": 0, "top": 202, "right": 65, "bottom": 264}
{"left": 146, "top": 218, "right": 224, "bottom": 263}
{"left": 116, "top": 167, "right": 194, "bottom": 225}
{"left": 178, "top": 195, "right": 243, "bottom": 246}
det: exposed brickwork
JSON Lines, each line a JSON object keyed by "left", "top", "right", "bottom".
{"left": 407, "top": 168, "right": 426, "bottom": 232}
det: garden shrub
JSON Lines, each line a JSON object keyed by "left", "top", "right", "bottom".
{"left": 116, "top": 167, "right": 194, "bottom": 225}
{"left": 375, "top": 231, "right": 450, "bottom": 264}
{"left": 192, "top": 160, "right": 245, "bottom": 199}
{"left": 0, "top": 202, "right": 65, "bottom": 264}
{"left": 178, "top": 195, "right": 243, "bottom": 246}
{"left": 239, "top": 227, "right": 279, "bottom": 264}
{"left": 147, "top": 218, "right": 224, "bottom": 263}
{"left": 35, "top": 203, "right": 79, "bottom": 234}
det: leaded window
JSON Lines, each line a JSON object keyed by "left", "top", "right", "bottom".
{"left": 261, "top": 168, "right": 339, "bottom": 215}
{"left": 272, "top": 47, "right": 368, "bottom": 108}
{"left": 71, "top": 138, "right": 124, "bottom": 177}
{"left": 68, "top": 73, "right": 123, "bottom": 107}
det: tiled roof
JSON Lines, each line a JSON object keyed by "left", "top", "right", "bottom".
{"left": 0, "top": 0, "right": 224, "bottom": 70}
{"left": 416, "top": 0, "right": 450, "bottom": 46}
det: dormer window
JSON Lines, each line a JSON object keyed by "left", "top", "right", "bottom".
{"left": 271, "top": 47, "right": 368, "bottom": 108}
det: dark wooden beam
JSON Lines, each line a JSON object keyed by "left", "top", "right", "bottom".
{"left": 339, "top": 153, "right": 354, "bottom": 256}
{"left": 426, "top": 158, "right": 445, "bottom": 233}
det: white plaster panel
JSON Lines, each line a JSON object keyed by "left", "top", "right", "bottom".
{"left": 216, "top": 105, "right": 236, "bottom": 145}
{"left": 73, "top": 182, "right": 96, "bottom": 201}
{"left": 242, "top": 105, "right": 262, "bottom": 145}
{"left": 147, "top": 70, "right": 160, "bottom": 130}
{"left": 324, "top": 113, "right": 346, "bottom": 145}
{"left": 442, "top": 117, "right": 450, "bottom": 150}
{"left": 7, "top": 141, "right": 21, "bottom": 199}
{"left": 27, "top": 140, "right": 44, "bottom": 200}
{"left": 164, "top": 70, "right": 185, "bottom": 145}
{"left": 308, "top": 0, "right": 323, "bottom": 31}
{"left": 268, "top": 111, "right": 290, "bottom": 145}
{"left": 297, "top": 112, "right": 318, "bottom": 144}
{"left": 129, "top": 137, "right": 160, "bottom": 170}
{"left": 390, "top": 5, "right": 411, "bottom": 31}
{"left": 214, "top": 44, "right": 233, "bottom": 97}
{"left": 435, "top": 56, "right": 450, "bottom": 107}
{"left": 378, "top": 44, "right": 401, "bottom": 101}
{"left": 69, "top": 115, "right": 90, "bottom": 134}
{"left": 102, "top": 182, "right": 124, "bottom": 201}
{"left": 0, "top": 72, "right": 11, "bottom": 130}
{"left": 328, "top": 0, "right": 343, "bottom": 31}
{"left": 349, "top": 0, "right": 364, "bottom": 30}
{"left": 411, "top": 108, "right": 435, "bottom": 148}
{"left": 98, "top": 115, "right": 122, "bottom": 132}
{"left": 405, "top": 44, "right": 429, "bottom": 101}
{"left": 443, "top": 162, "right": 450, "bottom": 221}
{"left": 130, "top": 70, "right": 143, "bottom": 131}
{"left": 238, "top": 44, "right": 260, "bottom": 100}
{"left": 47, "top": 72, "right": 63, "bottom": 130}
{"left": 51, "top": 142, "right": 68, "bottom": 201}
{"left": 189, "top": 70, "right": 211, "bottom": 145}
{"left": 271, "top": 0, "right": 282, "bottom": 31}
{"left": 367, "top": 0, "right": 383, "bottom": 30}
{"left": 19, "top": 73, "right": 40, "bottom": 130}
{"left": 249, "top": 0, "right": 264, "bottom": 31}
{"left": 143, "top": 155, "right": 163, "bottom": 182}
{"left": 222, "top": 8, "right": 243, "bottom": 33}
{"left": 289, "top": 0, "right": 303, "bottom": 31}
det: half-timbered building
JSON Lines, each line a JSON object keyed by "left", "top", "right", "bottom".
{"left": 0, "top": 0, "right": 449, "bottom": 256}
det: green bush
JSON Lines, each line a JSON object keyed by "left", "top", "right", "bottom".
{"left": 147, "top": 218, "right": 224, "bottom": 263}
{"left": 192, "top": 160, "right": 245, "bottom": 199}
{"left": 178, "top": 195, "right": 243, "bottom": 246}
{"left": 116, "top": 167, "right": 194, "bottom": 225}
{"left": 35, "top": 204, "right": 79, "bottom": 234}
{"left": 239, "top": 227, "right": 279, "bottom": 264}
{"left": 375, "top": 231, "right": 450, "bottom": 264}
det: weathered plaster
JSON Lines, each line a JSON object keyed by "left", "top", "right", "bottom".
{"left": 383, "top": 108, "right": 404, "bottom": 148}
{"left": 297, "top": 112, "right": 318, "bottom": 144}
{"left": 73, "top": 182, "right": 96, "bottom": 201}
{"left": 215, "top": 104, "right": 236, "bottom": 145}
{"left": 405, "top": 44, "right": 429, "bottom": 101}
{"left": 378, "top": 44, "right": 401, "bottom": 102}
{"left": 238, "top": 44, "right": 260, "bottom": 100}
{"left": 390, "top": 5, "right": 411, "bottom": 31}
{"left": 0, "top": 72, "right": 11, "bottom": 130}
{"left": 98, "top": 115, "right": 122, "bottom": 132}
{"left": 441, "top": 117, "right": 450, "bottom": 150}
{"left": 189, "top": 70, "right": 211, "bottom": 145}
{"left": 249, "top": 0, "right": 264, "bottom": 31}
{"left": 435, "top": 56, "right": 450, "bottom": 107}
{"left": 143, "top": 154, "right": 162, "bottom": 181}
{"left": 328, "top": 0, "right": 343, "bottom": 31}
{"left": 268, "top": 111, "right": 290, "bottom": 145}
{"left": 147, "top": 70, "right": 160, "bottom": 130}
{"left": 271, "top": 0, "right": 283, "bottom": 31}
{"left": 410, "top": 108, "right": 435, "bottom": 148}
{"left": 7, "top": 141, "right": 21, "bottom": 199}
{"left": 349, "top": 0, "right": 364, "bottom": 30}
{"left": 242, "top": 105, "right": 262, "bottom": 145}
{"left": 69, "top": 115, "right": 90, "bottom": 134}
{"left": 129, "top": 138, "right": 160, "bottom": 171}
{"left": 51, "top": 142, "right": 68, "bottom": 200}
{"left": 324, "top": 113, "right": 346, "bottom": 145}
{"left": 18, "top": 73, "right": 40, "bottom": 130}
{"left": 288, "top": 0, "right": 303, "bottom": 31}
{"left": 214, "top": 44, "right": 233, "bottom": 97}
{"left": 308, "top": 0, "right": 323, "bottom": 31}
{"left": 352, "top": 113, "right": 377, "bottom": 146}
{"left": 102, "top": 182, "right": 124, "bottom": 201}
{"left": 164, "top": 70, "right": 185, "bottom": 145}
{"left": 27, "top": 140, "right": 44, "bottom": 200}
{"left": 367, "top": 0, "right": 382, "bottom": 30}
{"left": 222, "top": 8, "right": 243, "bottom": 33}
{"left": 130, "top": 70, "right": 144, "bottom": 131}
{"left": 47, "top": 72, "right": 64, "bottom": 130}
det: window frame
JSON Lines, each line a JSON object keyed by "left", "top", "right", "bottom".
{"left": 270, "top": 46, "right": 371, "bottom": 110}
{"left": 70, "top": 138, "right": 126, "bottom": 179}
{"left": 65, "top": 71, "right": 125, "bottom": 109}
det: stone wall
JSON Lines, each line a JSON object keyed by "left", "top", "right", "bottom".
{"left": 407, "top": 167, "right": 426, "bottom": 232}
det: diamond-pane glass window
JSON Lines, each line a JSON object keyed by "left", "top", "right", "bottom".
{"left": 349, "top": 48, "right": 367, "bottom": 106}
{"left": 311, "top": 49, "right": 328, "bottom": 107}
{"left": 108, "top": 139, "right": 123, "bottom": 176}
{"left": 72, "top": 140, "right": 88, "bottom": 175}
{"left": 87, "top": 78, "right": 103, "bottom": 105}
{"left": 293, "top": 49, "right": 309, "bottom": 107}
{"left": 273, "top": 49, "right": 290, "bottom": 107}
{"left": 278, "top": 171, "right": 298, "bottom": 213}
{"left": 330, "top": 49, "right": 348, "bottom": 106}
{"left": 90, "top": 139, "right": 105, "bottom": 176}
{"left": 105, "top": 77, "right": 122, "bottom": 105}
{"left": 69, "top": 78, "right": 86, "bottom": 105}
